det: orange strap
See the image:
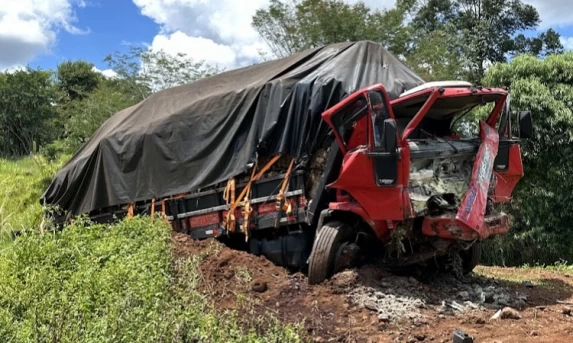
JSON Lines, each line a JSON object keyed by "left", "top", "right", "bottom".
{"left": 161, "top": 199, "right": 168, "bottom": 223}
{"left": 223, "top": 178, "right": 236, "bottom": 204}
{"left": 276, "top": 159, "right": 295, "bottom": 214}
{"left": 273, "top": 159, "right": 295, "bottom": 228}
{"left": 150, "top": 198, "right": 155, "bottom": 222}
{"left": 127, "top": 203, "right": 135, "bottom": 219}
{"left": 222, "top": 155, "right": 282, "bottom": 232}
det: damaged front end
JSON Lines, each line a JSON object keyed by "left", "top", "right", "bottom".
{"left": 393, "top": 84, "right": 527, "bottom": 244}
{"left": 415, "top": 122, "right": 509, "bottom": 241}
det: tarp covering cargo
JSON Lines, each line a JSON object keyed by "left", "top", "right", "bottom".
{"left": 41, "top": 41, "right": 424, "bottom": 215}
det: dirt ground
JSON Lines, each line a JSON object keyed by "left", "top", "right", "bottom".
{"left": 172, "top": 233, "right": 573, "bottom": 343}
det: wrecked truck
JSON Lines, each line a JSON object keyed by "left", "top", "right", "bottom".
{"left": 41, "top": 41, "right": 532, "bottom": 284}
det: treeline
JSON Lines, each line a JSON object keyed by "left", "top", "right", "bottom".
{"left": 0, "top": 48, "right": 218, "bottom": 159}
{"left": 1, "top": 0, "right": 572, "bottom": 265}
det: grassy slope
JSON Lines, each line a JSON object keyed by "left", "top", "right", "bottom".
{"left": 0, "top": 217, "right": 302, "bottom": 342}
{"left": 0, "top": 156, "right": 64, "bottom": 235}
{"left": 0, "top": 157, "right": 301, "bottom": 342}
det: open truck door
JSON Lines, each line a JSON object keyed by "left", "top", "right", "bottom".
{"left": 368, "top": 89, "right": 400, "bottom": 187}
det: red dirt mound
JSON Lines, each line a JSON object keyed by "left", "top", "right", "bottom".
{"left": 172, "top": 233, "right": 573, "bottom": 343}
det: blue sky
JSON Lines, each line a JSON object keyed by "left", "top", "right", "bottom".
{"left": 2, "top": 0, "right": 573, "bottom": 74}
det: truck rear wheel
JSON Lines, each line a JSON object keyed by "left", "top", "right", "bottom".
{"left": 308, "top": 221, "right": 353, "bottom": 285}
{"left": 460, "top": 241, "right": 481, "bottom": 274}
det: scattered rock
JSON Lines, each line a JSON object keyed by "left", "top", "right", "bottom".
{"left": 415, "top": 334, "right": 427, "bottom": 341}
{"left": 500, "top": 307, "right": 522, "bottom": 320}
{"left": 475, "top": 317, "right": 486, "bottom": 324}
{"left": 364, "top": 299, "right": 378, "bottom": 311}
{"left": 407, "top": 336, "right": 417, "bottom": 343}
{"left": 330, "top": 270, "right": 358, "bottom": 288}
{"left": 378, "top": 313, "right": 391, "bottom": 323}
{"left": 413, "top": 317, "right": 428, "bottom": 326}
{"left": 491, "top": 310, "right": 502, "bottom": 320}
{"left": 563, "top": 308, "right": 572, "bottom": 316}
{"left": 251, "top": 281, "right": 268, "bottom": 293}
{"left": 408, "top": 277, "right": 420, "bottom": 286}
{"left": 457, "top": 291, "right": 470, "bottom": 301}
{"left": 530, "top": 331, "right": 540, "bottom": 337}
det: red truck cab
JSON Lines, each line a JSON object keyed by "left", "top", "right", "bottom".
{"left": 308, "top": 82, "right": 531, "bottom": 284}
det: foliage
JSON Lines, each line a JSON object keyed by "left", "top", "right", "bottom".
{"left": 104, "top": 47, "right": 221, "bottom": 96}
{"left": 0, "top": 69, "right": 58, "bottom": 157}
{"left": 252, "top": 0, "right": 564, "bottom": 82}
{"left": 481, "top": 53, "right": 573, "bottom": 266}
{"left": 56, "top": 60, "right": 102, "bottom": 101}
{"left": 0, "top": 157, "right": 66, "bottom": 243}
{"left": 48, "top": 78, "right": 143, "bottom": 155}
{"left": 0, "top": 217, "right": 302, "bottom": 342}
{"left": 252, "top": 0, "right": 409, "bottom": 58}
{"left": 403, "top": 0, "right": 564, "bottom": 82}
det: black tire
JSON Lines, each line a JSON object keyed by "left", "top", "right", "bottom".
{"left": 460, "top": 241, "right": 481, "bottom": 274}
{"left": 308, "top": 221, "right": 352, "bottom": 285}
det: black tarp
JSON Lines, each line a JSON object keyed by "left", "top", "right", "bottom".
{"left": 41, "top": 41, "right": 424, "bottom": 215}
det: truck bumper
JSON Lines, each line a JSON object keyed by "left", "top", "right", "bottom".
{"left": 421, "top": 212, "right": 509, "bottom": 241}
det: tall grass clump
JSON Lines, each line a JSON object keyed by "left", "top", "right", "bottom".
{"left": 0, "top": 156, "right": 64, "bottom": 236}
{"left": 0, "top": 217, "right": 301, "bottom": 343}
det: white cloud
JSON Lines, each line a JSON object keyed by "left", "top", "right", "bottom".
{"left": 561, "top": 36, "right": 573, "bottom": 51}
{"left": 133, "top": 0, "right": 271, "bottom": 69}
{"left": 524, "top": 0, "right": 573, "bottom": 29}
{"left": 0, "top": 0, "right": 84, "bottom": 70}
{"left": 150, "top": 32, "right": 237, "bottom": 69}
{"left": 92, "top": 66, "right": 118, "bottom": 78}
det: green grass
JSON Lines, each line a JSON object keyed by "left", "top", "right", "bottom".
{"left": 0, "top": 217, "right": 302, "bottom": 343}
{"left": 0, "top": 155, "right": 66, "bottom": 236}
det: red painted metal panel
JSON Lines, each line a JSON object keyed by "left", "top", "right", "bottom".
{"left": 456, "top": 121, "right": 499, "bottom": 233}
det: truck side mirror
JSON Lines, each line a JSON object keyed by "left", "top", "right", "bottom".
{"left": 518, "top": 111, "right": 533, "bottom": 139}
{"left": 383, "top": 119, "right": 398, "bottom": 152}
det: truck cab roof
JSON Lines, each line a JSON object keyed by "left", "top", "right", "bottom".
{"left": 400, "top": 81, "right": 473, "bottom": 98}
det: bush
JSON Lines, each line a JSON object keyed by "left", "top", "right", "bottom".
{"left": 0, "top": 217, "right": 301, "bottom": 343}
{"left": 481, "top": 53, "right": 573, "bottom": 266}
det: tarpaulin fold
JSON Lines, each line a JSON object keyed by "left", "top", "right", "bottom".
{"left": 41, "top": 41, "right": 424, "bottom": 215}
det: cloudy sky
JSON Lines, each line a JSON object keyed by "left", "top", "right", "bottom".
{"left": 2, "top": 0, "right": 573, "bottom": 72}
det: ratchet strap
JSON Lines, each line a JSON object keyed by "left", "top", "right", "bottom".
{"left": 221, "top": 155, "right": 282, "bottom": 233}
{"left": 274, "top": 159, "right": 295, "bottom": 227}
{"left": 127, "top": 203, "right": 135, "bottom": 219}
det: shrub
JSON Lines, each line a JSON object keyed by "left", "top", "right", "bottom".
{"left": 0, "top": 217, "right": 301, "bottom": 343}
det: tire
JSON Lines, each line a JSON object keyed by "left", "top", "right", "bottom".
{"left": 460, "top": 241, "right": 481, "bottom": 274}
{"left": 308, "top": 221, "right": 352, "bottom": 285}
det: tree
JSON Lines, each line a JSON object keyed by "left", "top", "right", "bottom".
{"left": 56, "top": 61, "right": 102, "bottom": 102}
{"left": 252, "top": 0, "right": 410, "bottom": 58}
{"left": 481, "top": 53, "right": 573, "bottom": 265}
{"left": 52, "top": 78, "right": 143, "bottom": 153}
{"left": 404, "top": 0, "right": 564, "bottom": 82}
{"left": 512, "top": 28, "right": 564, "bottom": 57}
{"left": 104, "top": 47, "right": 221, "bottom": 98}
{"left": 0, "top": 69, "right": 58, "bottom": 157}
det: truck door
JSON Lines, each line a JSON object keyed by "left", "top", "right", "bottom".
{"left": 493, "top": 107, "right": 525, "bottom": 202}
{"left": 368, "top": 90, "right": 399, "bottom": 186}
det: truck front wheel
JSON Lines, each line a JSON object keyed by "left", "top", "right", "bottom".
{"left": 308, "top": 221, "right": 354, "bottom": 285}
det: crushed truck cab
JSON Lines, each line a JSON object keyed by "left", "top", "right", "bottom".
{"left": 309, "top": 82, "right": 530, "bottom": 283}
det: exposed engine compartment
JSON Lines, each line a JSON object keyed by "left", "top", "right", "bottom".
{"left": 408, "top": 139, "right": 478, "bottom": 214}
